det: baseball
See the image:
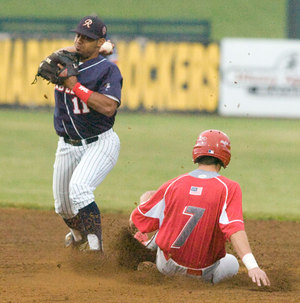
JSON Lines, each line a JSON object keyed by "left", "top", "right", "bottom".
{"left": 100, "top": 41, "right": 113, "bottom": 54}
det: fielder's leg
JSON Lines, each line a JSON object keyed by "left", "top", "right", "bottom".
{"left": 53, "top": 138, "right": 87, "bottom": 246}
{"left": 78, "top": 202, "right": 103, "bottom": 251}
{"left": 53, "top": 137, "right": 79, "bottom": 218}
{"left": 68, "top": 130, "right": 120, "bottom": 251}
{"left": 63, "top": 214, "right": 86, "bottom": 246}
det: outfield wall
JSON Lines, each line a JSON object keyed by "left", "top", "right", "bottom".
{"left": 0, "top": 38, "right": 219, "bottom": 112}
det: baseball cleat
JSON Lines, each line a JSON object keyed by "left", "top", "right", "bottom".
{"left": 64, "top": 232, "right": 74, "bottom": 247}
{"left": 64, "top": 232, "right": 91, "bottom": 251}
{"left": 78, "top": 241, "right": 104, "bottom": 253}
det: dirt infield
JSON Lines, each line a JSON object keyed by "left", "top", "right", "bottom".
{"left": 0, "top": 209, "right": 299, "bottom": 303}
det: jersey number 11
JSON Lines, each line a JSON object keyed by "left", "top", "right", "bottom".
{"left": 72, "top": 97, "right": 90, "bottom": 114}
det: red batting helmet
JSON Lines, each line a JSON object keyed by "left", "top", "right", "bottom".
{"left": 192, "top": 129, "right": 231, "bottom": 168}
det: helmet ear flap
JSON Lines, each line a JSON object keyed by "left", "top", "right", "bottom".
{"left": 192, "top": 130, "right": 231, "bottom": 168}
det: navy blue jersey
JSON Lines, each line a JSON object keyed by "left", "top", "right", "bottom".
{"left": 54, "top": 55, "right": 123, "bottom": 139}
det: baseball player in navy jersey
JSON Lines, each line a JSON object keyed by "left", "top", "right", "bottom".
{"left": 52, "top": 15, "right": 122, "bottom": 252}
{"left": 130, "top": 130, "right": 270, "bottom": 287}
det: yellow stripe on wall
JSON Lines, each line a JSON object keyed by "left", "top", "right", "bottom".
{"left": 0, "top": 39, "right": 12, "bottom": 103}
{"left": 0, "top": 39, "right": 219, "bottom": 112}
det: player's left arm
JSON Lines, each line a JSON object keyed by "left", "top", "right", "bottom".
{"left": 230, "top": 230, "right": 271, "bottom": 287}
{"left": 219, "top": 181, "right": 270, "bottom": 287}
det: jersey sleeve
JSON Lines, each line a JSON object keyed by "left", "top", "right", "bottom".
{"left": 219, "top": 181, "right": 245, "bottom": 239}
{"left": 131, "top": 180, "right": 174, "bottom": 233}
{"left": 97, "top": 64, "right": 123, "bottom": 105}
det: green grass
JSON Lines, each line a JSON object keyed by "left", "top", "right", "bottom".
{"left": 0, "top": 0, "right": 286, "bottom": 40}
{"left": 0, "top": 109, "right": 299, "bottom": 221}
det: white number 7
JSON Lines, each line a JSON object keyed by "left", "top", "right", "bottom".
{"left": 171, "top": 206, "right": 205, "bottom": 248}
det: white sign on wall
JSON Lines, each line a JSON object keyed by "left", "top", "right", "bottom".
{"left": 219, "top": 38, "right": 300, "bottom": 118}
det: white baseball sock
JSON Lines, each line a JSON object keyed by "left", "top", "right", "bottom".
{"left": 87, "top": 234, "right": 100, "bottom": 250}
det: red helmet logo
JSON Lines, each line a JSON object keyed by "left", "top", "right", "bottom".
{"left": 192, "top": 129, "right": 231, "bottom": 168}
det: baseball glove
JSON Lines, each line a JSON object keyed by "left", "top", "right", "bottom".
{"left": 32, "top": 50, "right": 80, "bottom": 85}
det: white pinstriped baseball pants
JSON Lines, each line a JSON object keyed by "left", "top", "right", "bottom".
{"left": 53, "top": 129, "right": 120, "bottom": 219}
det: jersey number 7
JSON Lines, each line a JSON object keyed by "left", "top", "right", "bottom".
{"left": 171, "top": 206, "right": 205, "bottom": 248}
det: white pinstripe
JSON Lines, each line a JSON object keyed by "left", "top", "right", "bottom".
{"left": 53, "top": 129, "right": 120, "bottom": 218}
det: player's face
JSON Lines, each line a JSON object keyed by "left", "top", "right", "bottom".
{"left": 74, "top": 34, "right": 104, "bottom": 61}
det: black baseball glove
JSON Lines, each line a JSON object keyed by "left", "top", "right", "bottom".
{"left": 33, "top": 50, "right": 80, "bottom": 85}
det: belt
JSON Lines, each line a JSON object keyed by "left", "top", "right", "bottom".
{"left": 63, "top": 135, "right": 99, "bottom": 146}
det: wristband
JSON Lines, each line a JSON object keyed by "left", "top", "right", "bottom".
{"left": 72, "top": 82, "right": 93, "bottom": 104}
{"left": 242, "top": 253, "right": 259, "bottom": 270}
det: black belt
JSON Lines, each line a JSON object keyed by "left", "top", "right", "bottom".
{"left": 63, "top": 136, "right": 99, "bottom": 146}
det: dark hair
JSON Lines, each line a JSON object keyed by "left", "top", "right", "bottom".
{"left": 194, "top": 156, "right": 224, "bottom": 167}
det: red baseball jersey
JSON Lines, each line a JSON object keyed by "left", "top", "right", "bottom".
{"left": 131, "top": 169, "right": 244, "bottom": 269}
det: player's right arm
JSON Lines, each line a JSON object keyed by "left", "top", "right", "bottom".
{"left": 129, "top": 180, "right": 175, "bottom": 233}
{"left": 129, "top": 190, "right": 157, "bottom": 229}
{"left": 230, "top": 230, "right": 271, "bottom": 287}
{"left": 64, "top": 76, "right": 119, "bottom": 117}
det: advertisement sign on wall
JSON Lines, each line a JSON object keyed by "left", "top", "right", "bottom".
{"left": 0, "top": 38, "right": 220, "bottom": 112}
{"left": 219, "top": 38, "right": 300, "bottom": 118}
